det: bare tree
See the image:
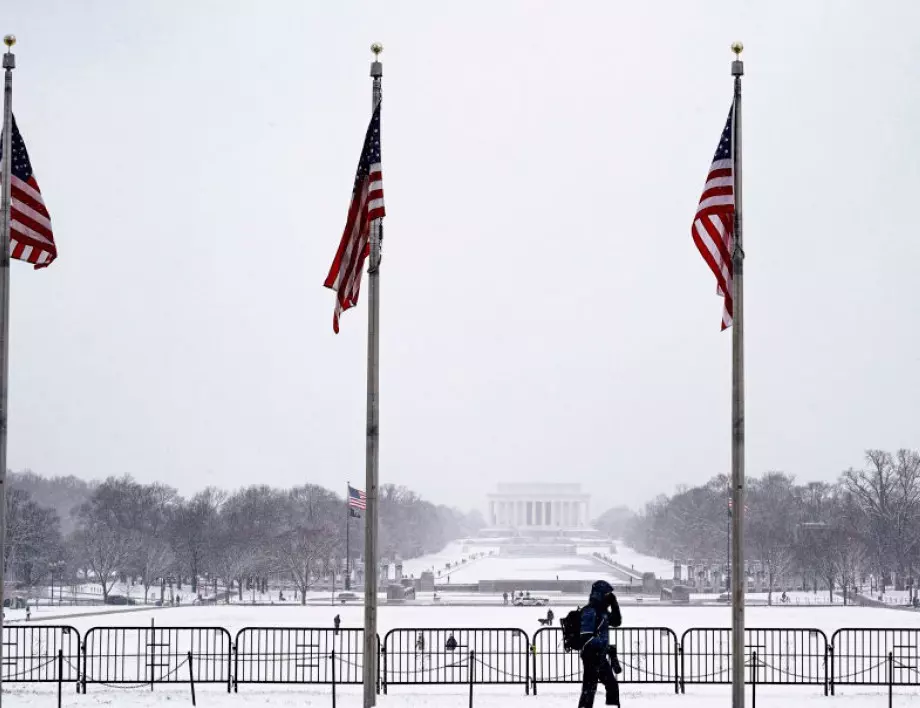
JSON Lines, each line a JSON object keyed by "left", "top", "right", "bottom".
{"left": 138, "top": 541, "right": 174, "bottom": 604}
{"left": 4, "top": 488, "right": 62, "bottom": 589}
{"left": 841, "top": 450, "right": 896, "bottom": 589}
{"left": 169, "top": 488, "right": 224, "bottom": 593}
{"left": 272, "top": 485, "right": 340, "bottom": 604}
{"left": 72, "top": 524, "right": 131, "bottom": 601}
{"left": 747, "top": 472, "right": 798, "bottom": 604}
{"left": 220, "top": 486, "right": 284, "bottom": 601}
{"left": 275, "top": 524, "right": 336, "bottom": 604}
{"left": 74, "top": 477, "right": 149, "bottom": 600}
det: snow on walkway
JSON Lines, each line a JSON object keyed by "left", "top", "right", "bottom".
{"left": 8, "top": 683, "right": 920, "bottom": 706}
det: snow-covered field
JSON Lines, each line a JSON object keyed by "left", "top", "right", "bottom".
{"left": 11, "top": 683, "right": 920, "bottom": 707}
{"left": 395, "top": 540, "right": 678, "bottom": 586}
{"left": 22, "top": 600, "right": 920, "bottom": 636}
{"left": 442, "top": 555, "right": 611, "bottom": 583}
{"left": 399, "top": 541, "right": 500, "bottom": 579}
{"left": 612, "top": 544, "right": 678, "bottom": 578}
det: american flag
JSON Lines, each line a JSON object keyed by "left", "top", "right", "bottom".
{"left": 691, "top": 106, "right": 734, "bottom": 329}
{"left": 348, "top": 485, "right": 366, "bottom": 511}
{"left": 1, "top": 116, "right": 56, "bottom": 268}
{"left": 324, "top": 102, "right": 385, "bottom": 333}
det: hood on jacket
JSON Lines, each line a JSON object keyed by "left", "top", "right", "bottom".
{"left": 588, "top": 580, "right": 614, "bottom": 608}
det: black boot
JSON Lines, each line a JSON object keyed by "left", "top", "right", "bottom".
{"left": 605, "top": 678, "right": 620, "bottom": 705}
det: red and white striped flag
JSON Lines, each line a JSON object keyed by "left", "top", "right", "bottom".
{"left": 324, "top": 103, "right": 384, "bottom": 333}
{"left": 691, "top": 107, "right": 734, "bottom": 329}
{"left": 1, "top": 116, "right": 56, "bottom": 268}
{"left": 348, "top": 485, "right": 366, "bottom": 511}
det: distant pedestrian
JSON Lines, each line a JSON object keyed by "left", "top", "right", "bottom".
{"left": 503, "top": 591, "right": 509, "bottom": 606}
{"left": 334, "top": 614, "right": 341, "bottom": 636}
{"left": 416, "top": 632, "right": 425, "bottom": 652}
{"left": 445, "top": 633, "right": 458, "bottom": 651}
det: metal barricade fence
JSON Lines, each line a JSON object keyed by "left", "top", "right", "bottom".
{"left": 382, "top": 627, "right": 531, "bottom": 694}
{"left": 531, "top": 627, "right": 679, "bottom": 694}
{"left": 15, "top": 621, "right": 920, "bottom": 697}
{"left": 81, "top": 626, "right": 233, "bottom": 692}
{"left": 680, "top": 627, "right": 829, "bottom": 694}
{"left": 2, "top": 625, "right": 81, "bottom": 683}
{"left": 234, "top": 627, "right": 375, "bottom": 689}
{"left": 831, "top": 628, "right": 920, "bottom": 693}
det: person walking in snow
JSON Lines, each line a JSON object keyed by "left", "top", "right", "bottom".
{"left": 578, "top": 580, "right": 622, "bottom": 707}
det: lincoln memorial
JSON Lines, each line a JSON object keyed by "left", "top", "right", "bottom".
{"left": 486, "top": 483, "right": 591, "bottom": 529}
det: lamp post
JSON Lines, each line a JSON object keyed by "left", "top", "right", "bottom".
{"left": 49, "top": 561, "right": 65, "bottom": 606}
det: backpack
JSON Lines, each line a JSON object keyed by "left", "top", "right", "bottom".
{"left": 560, "top": 607, "right": 587, "bottom": 651}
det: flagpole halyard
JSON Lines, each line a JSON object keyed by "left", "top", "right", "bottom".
{"left": 0, "top": 32, "right": 17, "bottom": 708}
{"left": 729, "top": 39, "right": 746, "bottom": 708}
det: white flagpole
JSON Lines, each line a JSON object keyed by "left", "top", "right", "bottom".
{"left": 0, "top": 34, "right": 18, "bottom": 707}
{"left": 729, "top": 40, "right": 746, "bottom": 708}
{"left": 363, "top": 42, "right": 383, "bottom": 708}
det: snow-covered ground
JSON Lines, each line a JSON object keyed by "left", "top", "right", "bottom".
{"left": 441, "top": 555, "right": 611, "bottom": 583}
{"left": 11, "top": 683, "right": 920, "bottom": 707}
{"left": 25, "top": 600, "right": 920, "bottom": 636}
{"left": 4, "top": 602, "right": 158, "bottom": 623}
{"left": 10, "top": 683, "right": 920, "bottom": 707}
{"left": 611, "top": 543, "right": 677, "bottom": 578}
{"left": 688, "top": 591, "right": 853, "bottom": 605}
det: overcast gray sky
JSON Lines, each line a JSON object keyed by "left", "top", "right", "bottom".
{"left": 4, "top": 1, "right": 919, "bottom": 517}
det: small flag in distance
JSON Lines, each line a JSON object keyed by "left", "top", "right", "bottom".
{"left": 348, "top": 485, "right": 366, "bottom": 511}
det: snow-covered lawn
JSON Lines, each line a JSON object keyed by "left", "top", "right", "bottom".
{"left": 7, "top": 682, "right": 920, "bottom": 706}
{"left": 441, "top": 554, "right": 612, "bottom": 583}
{"left": 27, "top": 600, "right": 920, "bottom": 637}
{"left": 610, "top": 543, "right": 676, "bottom": 578}
{"left": 399, "top": 541, "right": 499, "bottom": 579}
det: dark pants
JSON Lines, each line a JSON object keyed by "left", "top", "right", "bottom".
{"left": 579, "top": 650, "right": 619, "bottom": 707}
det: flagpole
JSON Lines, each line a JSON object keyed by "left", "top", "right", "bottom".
{"left": 729, "top": 40, "right": 746, "bottom": 708}
{"left": 363, "top": 42, "right": 383, "bottom": 708}
{"left": 0, "top": 34, "right": 17, "bottom": 707}
{"left": 345, "top": 482, "right": 351, "bottom": 591}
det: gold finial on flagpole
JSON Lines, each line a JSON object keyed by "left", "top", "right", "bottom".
{"left": 731, "top": 41, "right": 744, "bottom": 57}
{"left": 3, "top": 35, "right": 15, "bottom": 50}
{"left": 371, "top": 43, "right": 383, "bottom": 58}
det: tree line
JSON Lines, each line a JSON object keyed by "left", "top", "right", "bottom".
{"left": 4, "top": 472, "right": 484, "bottom": 603}
{"left": 623, "top": 449, "right": 920, "bottom": 604}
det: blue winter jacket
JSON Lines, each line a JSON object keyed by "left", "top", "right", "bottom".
{"left": 580, "top": 580, "right": 621, "bottom": 654}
